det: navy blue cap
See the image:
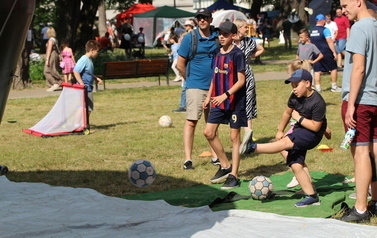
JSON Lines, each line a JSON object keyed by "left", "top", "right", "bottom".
{"left": 285, "top": 69, "right": 312, "bottom": 84}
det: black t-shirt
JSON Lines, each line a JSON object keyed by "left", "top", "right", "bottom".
{"left": 287, "top": 90, "right": 327, "bottom": 134}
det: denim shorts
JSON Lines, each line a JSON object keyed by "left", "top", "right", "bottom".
{"left": 336, "top": 38, "right": 347, "bottom": 53}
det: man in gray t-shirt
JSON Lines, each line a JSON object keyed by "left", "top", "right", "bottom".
{"left": 339, "top": 0, "right": 377, "bottom": 223}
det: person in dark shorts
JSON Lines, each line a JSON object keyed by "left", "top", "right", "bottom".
{"left": 202, "top": 21, "right": 246, "bottom": 189}
{"left": 242, "top": 69, "right": 327, "bottom": 207}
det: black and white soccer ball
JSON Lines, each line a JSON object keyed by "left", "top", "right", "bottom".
{"left": 249, "top": 175, "right": 274, "bottom": 200}
{"left": 128, "top": 159, "right": 156, "bottom": 187}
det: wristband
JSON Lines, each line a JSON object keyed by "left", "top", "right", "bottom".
{"left": 298, "top": 116, "right": 304, "bottom": 125}
{"left": 225, "top": 91, "right": 231, "bottom": 98}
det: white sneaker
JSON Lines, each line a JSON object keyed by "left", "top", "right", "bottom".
{"left": 52, "top": 84, "right": 60, "bottom": 91}
{"left": 46, "top": 86, "right": 55, "bottom": 92}
{"left": 287, "top": 176, "right": 299, "bottom": 188}
{"left": 330, "top": 86, "right": 342, "bottom": 92}
{"left": 173, "top": 78, "right": 181, "bottom": 82}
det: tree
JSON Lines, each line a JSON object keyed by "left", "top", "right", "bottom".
{"left": 279, "top": 0, "right": 309, "bottom": 32}
{"left": 250, "top": 0, "right": 263, "bottom": 18}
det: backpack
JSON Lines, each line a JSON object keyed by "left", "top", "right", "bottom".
{"left": 186, "top": 27, "right": 220, "bottom": 77}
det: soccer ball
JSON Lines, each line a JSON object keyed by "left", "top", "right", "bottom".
{"left": 249, "top": 176, "right": 274, "bottom": 200}
{"left": 128, "top": 159, "right": 156, "bottom": 187}
{"left": 158, "top": 115, "right": 173, "bottom": 127}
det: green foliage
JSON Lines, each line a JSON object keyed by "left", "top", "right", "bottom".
{"left": 29, "top": 60, "right": 45, "bottom": 82}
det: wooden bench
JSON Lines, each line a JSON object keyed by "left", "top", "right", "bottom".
{"left": 96, "top": 58, "right": 170, "bottom": 91}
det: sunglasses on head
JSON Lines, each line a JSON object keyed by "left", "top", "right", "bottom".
{"left": 196, "top": 15, "right": 209, "bottom": 21}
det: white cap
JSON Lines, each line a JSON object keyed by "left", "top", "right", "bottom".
{"left": 184, "top": 20, "right": 194, "bottom": 27}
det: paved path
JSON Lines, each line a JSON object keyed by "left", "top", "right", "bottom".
{"left": 8, "top": 60, "right": 342, "bottom": 100}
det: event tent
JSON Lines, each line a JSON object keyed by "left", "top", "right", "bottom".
{"left": 211, "top": 10, "right": 247, "bottom": 27}
{"left": 207, "top": 0, "right": 250, "bottom": 14}
{"left": 133, "top": 5, "right": 195, "bottom": 47}
{"left": 116, "top": 3, "right": 156, "bottom": 23}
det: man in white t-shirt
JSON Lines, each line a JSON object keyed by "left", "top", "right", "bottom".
{"left": 325, "top": 14, "right": 338, "bottom": 41}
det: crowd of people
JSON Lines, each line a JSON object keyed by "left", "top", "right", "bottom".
{"left": 27, "top": 1, "right": 377, "bottom": 223}
{"left": 173, "top": 2, "right": 377, "bottom": 224}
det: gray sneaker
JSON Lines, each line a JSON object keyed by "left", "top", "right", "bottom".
{"left": 239, "top": 130, "right": 253, "bottom": 154}
{"left": 221, "top": 174, "right": 239, "bottom": 189}
{"left": 336, "top": 206, "right": 370, "bottom": 223}
{"left": 210, "top": 165, "right": 232, "bottom": 183}
{"left": 330, "top": 86, "right": 342, "bottom": 92}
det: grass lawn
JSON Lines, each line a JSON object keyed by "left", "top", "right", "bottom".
{"left": 2, "top": 76, "right": 353, "bottom": 198}
{"left": 5, "top": 34, "right": 376, "bottom": 225}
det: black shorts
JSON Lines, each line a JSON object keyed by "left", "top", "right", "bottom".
{"left": 313, "top": 52, "right": 337, "bottom": 72}
{"left": 207, "top": 107, "right": 247, "bottom": 129}
{"left": 285, "top": 127, "right": 322, "bottom": 166}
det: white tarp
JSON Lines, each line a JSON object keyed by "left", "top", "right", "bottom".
{"left": 1, "top": 176, "right": 377, "bottom": 238}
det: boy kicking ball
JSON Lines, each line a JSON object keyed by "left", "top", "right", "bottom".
{"left": 242, "top": 69, "right": 326, "bottom": 206}
{"left": 203, "top": 21, "right": 246, "bottom": 189}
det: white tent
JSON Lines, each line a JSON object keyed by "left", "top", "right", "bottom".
{"left": 133, "top": 5, "right": 194, "bottom": 47}
{"left": 211, "top": 10, "right": 247, "bottom": 27}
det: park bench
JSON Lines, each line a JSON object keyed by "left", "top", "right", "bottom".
{"left": 96, "top": 58, "right": 170, "bottom": 91}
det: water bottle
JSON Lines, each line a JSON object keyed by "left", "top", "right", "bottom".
{"left": 0, "top": 166, "right": 8, "bottom": 175}
{"left": 340, "top": 128, "right": 356, "bottom": 150}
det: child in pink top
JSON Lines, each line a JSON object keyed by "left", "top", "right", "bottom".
{"left": 60, "top": 40, "right": 76, "bottom": 83}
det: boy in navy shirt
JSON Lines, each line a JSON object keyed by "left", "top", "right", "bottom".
{"left": 203, "top": 21, "right": 246, "bottom": 189}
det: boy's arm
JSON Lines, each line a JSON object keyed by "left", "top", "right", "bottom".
{"left": 210, "top": 71, "right": 245, "bottom": 106}
{"left": 344, "top": 53, "right": 365, "bottom": 128}
{"left": 73, "top": 71, "right": 84, "bottom": 85}
{"left": 276, "top": 106, "right": 293, "bottom": 139}
{"left": 311, "top": 52, "right": 323, "bottom": 64}
{"left": 291, "top": 109, "right": 323, "bottom": 132}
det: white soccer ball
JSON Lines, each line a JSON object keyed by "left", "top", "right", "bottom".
{"left": 158, "top": 115, "right": 173, "bottom": 127}
{"left": 138, "top": 36, "right": 144, "bottom": 43}
{"left": 249, "top": 176, "right": 274, "bottom": 200}
{"left": 124, "top": 34, "right": 131, "bottom": 40}
{"left": 128, "top": 159, "right": 156, "bottom": 187}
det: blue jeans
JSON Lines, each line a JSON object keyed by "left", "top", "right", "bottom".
{"left": 179, "top": 80, "right": 186, "bottom": 109}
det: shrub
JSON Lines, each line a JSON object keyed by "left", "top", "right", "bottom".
{"left": 29, "top": 60, "right": 45, "bottom": 82}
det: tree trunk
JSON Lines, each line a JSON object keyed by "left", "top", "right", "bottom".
{"left": 98, "top": 2, "right": 107, "bottom": 38}
{"left": 75, "top": 0, "right": 102, "bottom": 51}
{"left": 12, "top": 43, "right": 32, "bottom": 90}
{"left": 250, "top": 0, "right": 263, "bottom": 19}
{"left": 279, "top": 0, "right": 309, "bottom": 33}
{"left": 56, "top": 0, "right": 81, "bottom": 50}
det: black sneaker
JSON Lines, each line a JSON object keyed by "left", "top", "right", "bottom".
{"left": 183, "top": 160, "right": 194, "bottom": 170}
{"left": 172, "top": 107, "right": 186, "bottom": 113}
{"left": 336, "top": 206, "right": 370, "bottom": 223}
{"left": 211, "top": 158, "right": 220, "bottom": 166}
{"left": 239, "top": 130, "right": 253, "bottom": 154}
{"left": 368, "top": 200, "right": 377, "bottom": 215}
{"left": 210, "top": 165, "right": 232, "bottom": 183}
{"left": 221, "top": 174, "right": 239, "bottom": 189}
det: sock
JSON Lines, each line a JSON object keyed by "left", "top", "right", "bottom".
{"left": 331, "top": 82, "right": 337, "bottom": 89}
{"left": 355, "top": 207, "right": 366, "bottom": 214}
{"left": 309, "top": 193, "right": 318, "bottom": 198}
{"left": 315, "top": 85, "right": 321, "bottom": 91}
